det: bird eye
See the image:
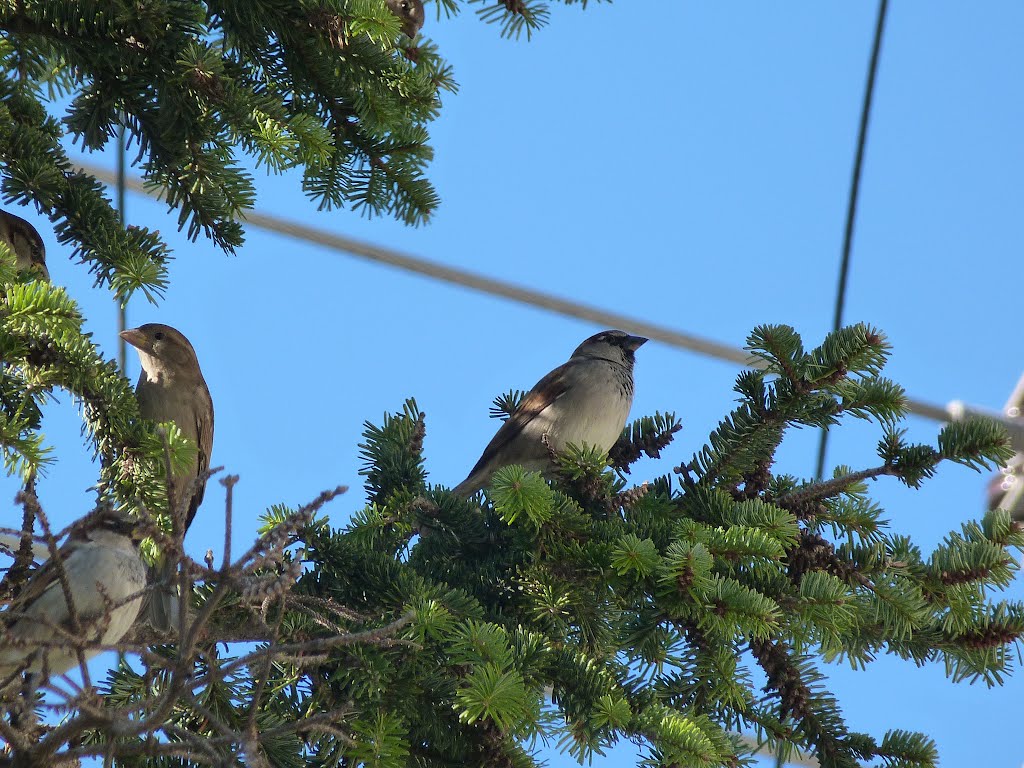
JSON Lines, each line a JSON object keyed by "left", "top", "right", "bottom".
{"left": 154, "top": 331, "right": 165, "bottom": 341}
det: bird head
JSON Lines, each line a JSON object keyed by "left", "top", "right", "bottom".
{"left": 0, "top": 209, "right": 49, "bottom": 282}
{"left": 67, "top": 506, "right": 146, "bottom": 546}
{"left": 96, "top": 507, "right": 147, "bottom": 544}
{"left": 385, "top": 0, "right": 425, "bottom": 38}
{"left": 572, "top": 329, "right": 648, "bottom": 364}
{"left": 120, "top": 324, "right": 202, "bottom": 381}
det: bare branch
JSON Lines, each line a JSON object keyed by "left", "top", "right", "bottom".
{"left": 0, "top": 478, "right": 42, "bottom": 601}
{"left": 219, "top": 474, "right": 239, "bottom": 571}
{"left": 0, "top": 480, "right": 367, "bottom": 767}
{"left": 776, "top": 464, "right": 898, "bottom": 509}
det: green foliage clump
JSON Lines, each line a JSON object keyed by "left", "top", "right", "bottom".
{"left": 94, "top": 324, "right": 1021, "bottom": 768}
{"left": 1, "top": 0, "right": 458, "bottom": 300}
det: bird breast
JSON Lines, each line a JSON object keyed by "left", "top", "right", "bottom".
{"left": 540, "top": 360, "right": 633, "bottom": 453}
{"left": 136, "top": 380, "right": 202, "bottom": 461}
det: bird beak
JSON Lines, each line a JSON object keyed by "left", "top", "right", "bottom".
{"left": 625, "top": 335, "right": 648, "bottom": 351}
{"left": 119, "top": 328, "right": 148, "bottom": 351}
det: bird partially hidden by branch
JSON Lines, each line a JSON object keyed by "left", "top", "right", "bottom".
{"left": 0, "top": 506, "right": 145, "bottom": 686}
{"left": 0, "top": 209, "right": 49, "bottom": 281}
{"left": 0, "top": 481, "right": 422, "bottom": 766}
{"left": 385, "top": 0, "right": 425, "bottom": 39}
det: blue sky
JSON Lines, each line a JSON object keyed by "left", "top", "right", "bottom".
{"left": 4, "top": 2, "right": 1023, "bottom": 766}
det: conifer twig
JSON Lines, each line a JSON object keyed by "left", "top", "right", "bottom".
{"left": 777, "top": 464, "right": 898, "bottom": 509}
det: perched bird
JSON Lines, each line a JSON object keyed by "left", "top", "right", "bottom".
{"left": 0, "top": 209, "right": 48, "bottom": 281}
{"left": 121, "top": 324, "right": 214, "bottom": 631}
{"left": 0, "top": 507, "right": 145, "bottom": 682}
{"left": 453, "top": 330, "right": 648, "bottom": 497}
{"left": 385, "top": 0, "right": 425, "bottom": 38}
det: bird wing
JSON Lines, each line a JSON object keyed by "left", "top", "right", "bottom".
{"left": 184, "top": 386, "right": 214, "bottom": 531}
{"left": 462, "top": 359, "right": 577, "bottom": 479}
{"left": 3, "top": 537, "right": 80, "bottom": 620}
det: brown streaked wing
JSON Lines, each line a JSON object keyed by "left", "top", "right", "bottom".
{"left": 184, "top": 386, "right": 214, "bottom": 530}
{"left": 2, "top": 533, "right": 84, "bottom": 615}
{"left": 462, "top": 359, "right": 579, "bottom": 478}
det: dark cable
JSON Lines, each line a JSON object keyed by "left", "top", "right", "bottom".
{"left": 814, "top": 0, "right": 889, "bottom": 481}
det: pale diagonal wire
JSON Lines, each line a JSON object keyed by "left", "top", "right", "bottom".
{"left": 80, "top": 161, "right": 964, "bottom": 434}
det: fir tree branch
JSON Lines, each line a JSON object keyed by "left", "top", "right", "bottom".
{"left": 748, "top": 638, "right": 854, "bottom": 766}
{"left": 777, "top": 464, "right": 898, "bottom": 511}
{"left": 4, "top": 327, "right": 1021, "bottom": 767}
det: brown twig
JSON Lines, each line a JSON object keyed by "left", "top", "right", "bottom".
{"left": 220, "top": 474, "right": 239, "bottom": 571}
{"left": 2, "top": 478, "right": 41, "bottom": 602}
{"left": 776, "top": 464, "right": 897, "bottom": 510}
{"left": 1, "top": 480, "right": 372, "bottom": 766}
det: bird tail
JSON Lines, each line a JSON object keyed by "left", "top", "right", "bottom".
{"left": 145, "top": 560, "right": 180, "bottom": 632}
{"left": 451, "top": 473, "right": 485, "bottom": 498}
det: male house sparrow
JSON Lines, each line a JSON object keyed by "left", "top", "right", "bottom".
{"left": 0, "top": 209, "right": 48, "bottom": 281}
{"left": 453, "top": 330, "right": 648, "bottom": 497}
{"left": 121, "top": 324, "right": 214, "bottom": 631}
{"left": 385, "top": 0, "right": 425, "bottom": 38}
{"left": 0, "top": 507, "right": 145, "bottom": 682}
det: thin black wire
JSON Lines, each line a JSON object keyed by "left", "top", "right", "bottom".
{"left": 792, "top": 3, "right": 890, "bottom": 766}
{"left": 116, "top": 123, "right": 127, "bottom": 373}
{"left": 813, "top": 0, "right": 889, "bottom": 482}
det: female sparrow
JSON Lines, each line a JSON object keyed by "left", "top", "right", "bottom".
{"left": 121, "top": 324, "right": 214, "bottom": 631}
